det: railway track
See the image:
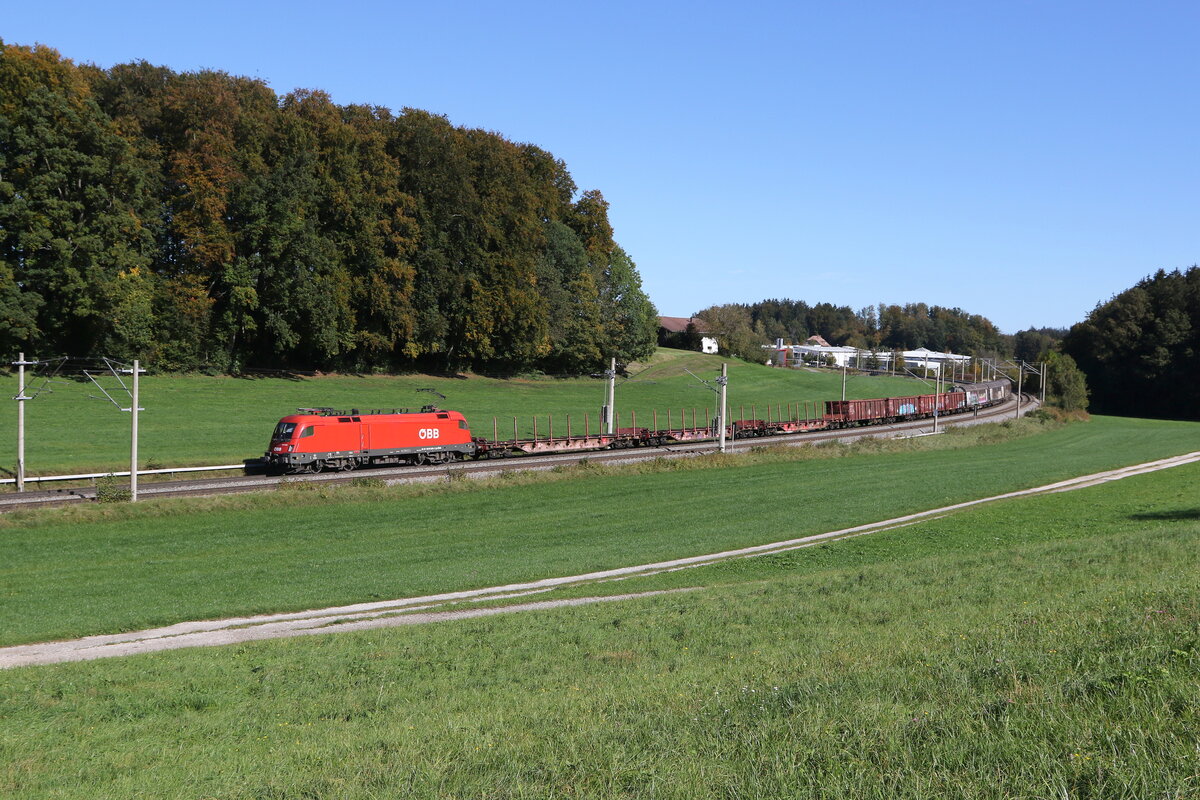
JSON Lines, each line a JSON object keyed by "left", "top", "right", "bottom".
{"left": 0, "top": 394, "right": 1036, "bottom": 512}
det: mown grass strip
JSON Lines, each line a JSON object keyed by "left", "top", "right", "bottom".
{"left": 1, "top": 415, "right": 1199, "bottom": 648}
{"left": 0, "top": 451, "right": 1196, "bottom": 797}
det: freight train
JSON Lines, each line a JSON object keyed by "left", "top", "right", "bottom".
{"left": 262, "top": 379, "right": 1011, "bottom": 474}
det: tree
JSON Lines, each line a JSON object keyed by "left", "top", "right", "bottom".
{"left": 1044, "top": 351, "right": 1089, "bottom": 412}
{"left": 536, "top": 221, "right": 603, "bottom": 372}
{"left": 696, "top": 304, "right": 767, "bottom": 363}
{"left": 1063, "top": 267, "right": 1200, "bottom": 419}
{"left": 1, "top": 38, "right": 659, "bottom": 375}
{"left": 599, "top": 246, "right": 658, "bottom": 363}
{"left": 0, "top": 40, "right": 157, "bottom": 357}
{"left": 0, "top": 262, "right": 42, "bottom": 353}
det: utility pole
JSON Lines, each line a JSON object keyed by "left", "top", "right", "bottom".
{"left": 122, "top": 361, "right": 145, "bottom": 502}
{"left": 1040, "top": 361, "right": 1047, "bottom": 406}
{"left": 86, "top": 358, "right": 146, "bottom": 502}
{"left": 12, "top": 352, "right": 34, "bottom": 492}
{"left": 933, "top": 364, "right": 941, "bottom": 434}
{"left": 717, "top": 363, "right": 728, "bottom": 453}
{"left": 603, "top": 357, "right": 616, "bottom": 435}
{"left": 841, "top": 362, "right": 847, "bottom": 401}
{"left": 684, "top": 364, "right": 728, "bottom": 452}
{"left": 1015, "top": 363, "right": 1023, "bottom": 420}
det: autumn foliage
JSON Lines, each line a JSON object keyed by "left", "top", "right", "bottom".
{"left": 0, "top": 41, "right": 658, "bottom": 373}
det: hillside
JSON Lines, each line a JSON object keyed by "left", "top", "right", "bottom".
{"left": 1, "top": 348, "right": 928, "bottom": 475}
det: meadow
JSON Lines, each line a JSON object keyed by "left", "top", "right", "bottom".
{"left": 2, "top": 414, "right": 1198, "bottom": 648}
{"left": 0, "top": 420, "right": 1197, "bottom": 797}
{"left": 0, "top": 349, "right": 927, "bottom": 475}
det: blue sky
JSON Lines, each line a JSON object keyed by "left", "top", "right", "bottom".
{"left": 5, "top": 0, "right": 1197, "bottom": 333}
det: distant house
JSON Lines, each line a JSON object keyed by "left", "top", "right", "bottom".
{"left": 793, "top": 344, "right": 859, "bottom": 367}
{"left": 657, "top": 316, "right": 699, "bottom": 339}
{"left": 658, "top": 316, "right": 718, "bottom": 353}
{"left": 900, "top": 347, "right": 972, "bottom": 375}
{"left": 769, "top": 342, "right": 974, "bottom": 374}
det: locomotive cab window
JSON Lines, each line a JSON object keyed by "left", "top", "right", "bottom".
{"left": 299, "top": 426, "right": 314, "bottom": 438}
{"left": 273, "top": 422, "right": 297, "bottom": 440}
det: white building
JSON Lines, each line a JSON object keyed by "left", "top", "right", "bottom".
{"left": 900, "top": 348, "right": 972, "bottom": 375}
{"left": 792, "top": 344, "right": 859, "bottom": 367}
{"left": 768, "top": 342, "right": 975, "bottom": 375}
{"left": 658, "top": 316, "right": 720, "bottom": 354}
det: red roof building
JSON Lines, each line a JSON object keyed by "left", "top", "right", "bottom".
{"left": 657, "top": 316, "right": 705, "bottom": 334}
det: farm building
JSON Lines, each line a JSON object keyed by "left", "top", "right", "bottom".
{"left": 658, "top": 316, "right": 719, "bottom": 353}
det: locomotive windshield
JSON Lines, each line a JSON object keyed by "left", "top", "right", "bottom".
{"left": 272, "top": 422, "right": 298, "bottom": 441}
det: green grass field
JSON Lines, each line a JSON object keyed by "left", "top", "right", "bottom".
{"left": 0, "top": 418, "right": 1197, "bottom": 797}
{"left": 2, "top": 414, "right": 1198, "bottom": 649}
{"left": 0, "top": 349, "right": 926, "bottom": 475}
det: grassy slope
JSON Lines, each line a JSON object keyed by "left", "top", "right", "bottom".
{"left": 1, "top": 415, "right": 1198, "bottom": 647}
{"left": 0, "top": 441, "right": 1197, "bottom": 798}
{"left": 0, "top": 349, "right": 925, "bottom": 474}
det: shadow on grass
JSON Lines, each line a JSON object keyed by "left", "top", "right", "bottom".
{"left": 233, "top": 369, "right": 313, "bottom": 381}
{"left": 1130, "top": 508, "right": 1200, "bottom": 521}
{"left": 233, "top": 369, "right": 479, "bottom": 381}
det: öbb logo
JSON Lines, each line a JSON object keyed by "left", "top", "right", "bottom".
{"left": 417, "top": 428, "right": 441, "bottom": 440}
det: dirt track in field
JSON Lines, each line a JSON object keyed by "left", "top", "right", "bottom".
{"left": 3, "top": 451, "right": 1198, "bottom": 668}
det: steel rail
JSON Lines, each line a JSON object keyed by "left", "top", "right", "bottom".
{"left": 0, "top": 464, "right": 246, "bottom": 486}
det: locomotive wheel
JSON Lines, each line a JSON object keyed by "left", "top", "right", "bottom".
{"left": 339, "top": 459, "right": 356, "bottom": 471}
{"left": 413, "top": 453, "right": 427, "bottom": 466}
{"left": 309, "top": 459, "right": 325, "bottom": 473}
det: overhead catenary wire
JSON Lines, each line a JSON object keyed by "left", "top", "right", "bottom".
{"left": 9, "top": 355, "right": 146, "bottom": 500}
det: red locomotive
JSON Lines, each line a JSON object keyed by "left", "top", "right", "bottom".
{"left": 264, "top": 406, "right": 475, "bottom": 473}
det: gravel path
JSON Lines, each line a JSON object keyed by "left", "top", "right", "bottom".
{"left": 3, "top": 450, "right": 1197, "bottom": 668}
